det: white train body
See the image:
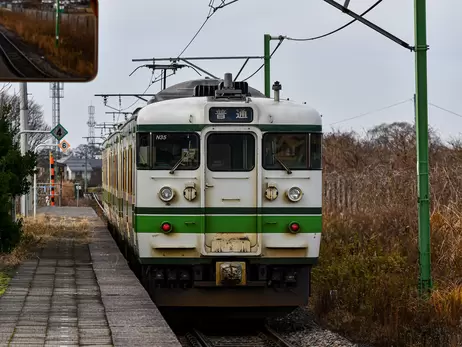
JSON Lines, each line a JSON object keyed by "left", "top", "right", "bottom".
{"left": 102, "top": 76, "right": 323, "bottom": 308}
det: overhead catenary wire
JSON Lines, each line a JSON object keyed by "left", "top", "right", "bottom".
{"left": 329, "top": 98, "right": 413, "bottom": 126}
{"left": 121, "top": 0, "right": 239, "bottom": 113}
{"left": 284, "top": 0, "right": 383, "bottom": 42}
{"left": 429, "top": 103, "right": 462, "bottom": 119}
{"left": 119, "top": 71, "right": 178, "bottom": 113}
{"left": 177, "top": 0, "right": 239, "bottom": 58}
{"left": 326, "top": 100, "right": 462, "bottom": 127}
{"left": 241, "top": 38, "right": 284, "bottom": 82}
{"left": 240, "top": 1, "right": 383, "bottom": 84}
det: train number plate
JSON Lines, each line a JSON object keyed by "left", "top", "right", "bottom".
{"left": 211, "top": 239, "right": 251, "bottom": 253}
{"left": 215, "top": 261, "right": 246, "bottom": 286}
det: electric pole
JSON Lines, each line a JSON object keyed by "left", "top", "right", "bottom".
{"left": 19, "top": 82, "right": 29, "bottom": 216}
{"left": 307, "top": 0, "right": 433, "bottom": 296}
{"left": 414, "top": 0, "right": 432, "bottom": 295}
{"left": 50, "top": 82, "right": 64, "bottom": 156}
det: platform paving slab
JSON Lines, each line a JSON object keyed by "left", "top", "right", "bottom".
{"left": 0, "top": 207, "right": 181, "bottom": 347}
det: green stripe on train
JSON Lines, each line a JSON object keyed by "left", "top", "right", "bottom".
{"left": 137, "top": 124, "right": 322, "bottom": 132}
{"left": 135, "top": 215, "right": 322, "bottom": 233}
{"left": 135, "top": 207, "right": 322, "bottom": 215}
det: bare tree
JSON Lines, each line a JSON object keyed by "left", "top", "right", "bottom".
{"left": 73, "top": 144, "right": 102, "bottom": 159}
{"left": 0, "top": 89, "right": 51, "bottom": 151}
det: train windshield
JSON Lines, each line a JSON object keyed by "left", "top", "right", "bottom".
{"left": 262, "top": 133, "right": 322, "bottom": 170}
{"left": 137, "top": 132, "right": 200, "bottom": 170}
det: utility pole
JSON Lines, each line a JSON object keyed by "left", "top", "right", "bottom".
{"left": 264, "top": 34, "right": 271, "bottom": 97}
{"left": 87, "top": 104, "right": 96, "bottom": 146}
{"left": 84, "top": 147, "right": 88, "bottom": 193}
{"left": 19, "top": 82, "right": 29, "bottom": 216}
{"left": 55, "top": 0, "right": 60, "bottom": 47}
{"left": 262, "top": 34, "right": 285, "bottom": 98}
{"left": 414, "top": 0, "right": 432, "bottom": 295}
{"left": 320, "top": 0, "right": 432, "bottom": 296}
{"left": 50, "top": 83, "right": 64, "bottom": 157}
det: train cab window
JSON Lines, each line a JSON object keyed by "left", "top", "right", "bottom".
{"left": 207, "top": 133, "right": 255, "bottom": 171}
{"left": 151, "top": 133, "right": 199, "bottom": 170}
{"left": 310, "top": 133, "right": 322, "bottom": 169}
{"left": 262, "top": 133, "right": 322, "bottom": 170}
{"left": 137, "top": 132, "right": 150, "bottom": 169}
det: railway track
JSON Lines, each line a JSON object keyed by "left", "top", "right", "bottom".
{"left": 0, "top": 31, "right": 51, "bottom": 78}
{"left": 87, "top": 193, "right": 297, "bottom": 347}
{"left": 180, "top": 325, "right": 295, "bottom": 347}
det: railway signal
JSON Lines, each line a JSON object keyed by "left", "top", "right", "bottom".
{"left": 58, "top": 139, "right": 70, "bottom": 153}
{"left": 50, "top": 123, "right": 68, "bottom": 142}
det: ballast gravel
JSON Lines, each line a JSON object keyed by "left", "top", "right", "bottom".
{"left": 266, "top": 307, "right": 371, "bottom": 347}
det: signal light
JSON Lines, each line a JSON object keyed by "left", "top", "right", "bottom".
{"left": 161, "top": 222, "right": 172, "bottom": 233}
{"left": 289, "top": 222, "right": 300, "bottom": 233}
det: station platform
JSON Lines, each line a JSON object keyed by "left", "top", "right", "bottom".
{"left": 0, "top": 207, "right": 181, "bottom": 347}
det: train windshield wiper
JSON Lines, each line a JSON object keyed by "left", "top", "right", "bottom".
{"left": 169, "top": 150, "right": 190, "bottom": 174}
{"left": 274, "top": 155, "right": 292, "bottom": 174}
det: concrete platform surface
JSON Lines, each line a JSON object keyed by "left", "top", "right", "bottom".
{"left": 0, "top": 207, "right": 181, "bottom": 347}
{"left": 36, "top": 206, "right": 98, "bottom": 219}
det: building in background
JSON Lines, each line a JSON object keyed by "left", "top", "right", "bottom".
{"left": 56, "top": 155, "right": 102, "bottom": 187}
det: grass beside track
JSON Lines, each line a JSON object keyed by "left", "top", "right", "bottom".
{"left": 0, "top": 271, "right": 10, "bottom": 296}
{"left": 0, "top": 9, "right": 95, "bottom": 78}
{"left": 312, "top": 208, "right": 462, "bottom": 347}
{"left": 311, "top": 124, "right": 462, "bottom": 347}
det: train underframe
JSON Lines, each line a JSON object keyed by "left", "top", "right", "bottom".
{"left": 107, "top": 220, "right": 312, "bottom": 317}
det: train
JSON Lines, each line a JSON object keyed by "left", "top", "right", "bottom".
{"left": 101, "top": 73, "right": 323, "bottom": 312}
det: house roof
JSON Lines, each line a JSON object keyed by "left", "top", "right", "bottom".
{"left": 67, "top": 164, "right": 93, "bottom": 172}
{"left": 57, "top": 155, "right": 102, "bottom": 171}
{"left": 89, "top": 158, "right": 102, "bottom": 169}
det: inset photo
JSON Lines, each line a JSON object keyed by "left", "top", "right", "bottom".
{"left": 0, "top": 0, "right": 98, "bottom": 82}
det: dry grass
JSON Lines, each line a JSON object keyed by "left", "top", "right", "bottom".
{"left": 60, "top": 181, "right": 90, "bottom": 207}
{"left": 313, "top": 123, "right": 462, "bottom": 346}
{"left": 0, "top": 271, "right": 9, "bottom": 296}
{"left": 0, "top": 214, "right": 92, "bottom": 269}
{"left": 0, "top": 9, "right": 95, "bottom": 78}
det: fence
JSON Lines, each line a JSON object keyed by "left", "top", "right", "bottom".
{"left": 323, "top": 166, "right": 462, "bottom": 214}
{"left": 12, "top": 8, "right": 95, "bottom": 36}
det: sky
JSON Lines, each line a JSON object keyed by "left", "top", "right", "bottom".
{"left": 11, "top": 0, "right": 462, "bottom": 148}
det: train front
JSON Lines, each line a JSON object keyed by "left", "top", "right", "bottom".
{"left": 135, "top": 74, "right": 322, "bottom": 311}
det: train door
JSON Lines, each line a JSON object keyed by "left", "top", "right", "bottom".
{"left": 202, "top": 128, "right": 261, "bottom": 256}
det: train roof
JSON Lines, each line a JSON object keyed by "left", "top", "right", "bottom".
{"left": 146, "top": 77, "right": 267, "bottom": 104}
{"left": 103, "top": 75, "right": 322, "bottom": 145}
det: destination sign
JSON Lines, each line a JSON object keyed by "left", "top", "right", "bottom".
{"left": 209, "top": 107, "right": 254, "bottom": 123}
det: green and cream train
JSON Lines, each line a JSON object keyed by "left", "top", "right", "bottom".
{"left": 102, "top": 73, "right": 323, "bottom": 309}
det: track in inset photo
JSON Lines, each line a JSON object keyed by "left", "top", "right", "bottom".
{"left": 0, "top": 31, "right": 50, "bottom": 78}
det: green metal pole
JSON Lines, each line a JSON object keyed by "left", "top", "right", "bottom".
{"left": 264, "top": 34, "right": 271, "bottom": 97}
{"left": 55, "top": 0, "right": 60, "bottom": 47}
{"left": 414, "top": 0, "right": 432, "bottom": 296}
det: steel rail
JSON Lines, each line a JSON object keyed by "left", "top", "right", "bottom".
{"left": 0, "top": 31, "right": 51, "bottom": 78}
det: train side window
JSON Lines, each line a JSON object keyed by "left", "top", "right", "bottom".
{"left": 137, "top": 132, "right": 150, "bottom": 169}
{"left": 310, "top": 133, "right": 322, "bottom": 169}
{"left": 151, "top": 133, "right": 200, "bottom": 170}
{"left": 207, "top": 133, "right": 255, "bottom": 172}
{"left": 262, "top": 133, "right": 308, "bottom": 170}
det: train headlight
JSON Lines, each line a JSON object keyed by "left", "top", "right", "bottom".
{"left": 286, "top": 187, "right": 303, "bottom": 202}
{"left": 159, "top": 186, "right": 175, "bottom": 202}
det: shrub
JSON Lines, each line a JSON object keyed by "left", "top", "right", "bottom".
{"left": 313, "top": 122, "right": 462, "bottom": 346}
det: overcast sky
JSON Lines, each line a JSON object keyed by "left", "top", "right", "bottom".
{"left": 11, "top": 0, "right": 462, "bottom": 148}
